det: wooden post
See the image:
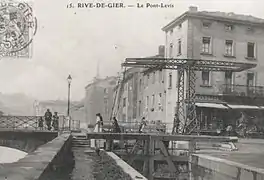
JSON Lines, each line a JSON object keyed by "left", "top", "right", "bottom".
{"left": 105, "top": 140, "right": 113, "bottom": 151}
{"left": 188, "top": 140, "right": 196, "bottom": 180}
{"left": 148, "top": 136, "right": 155, "bottom": 180}
{"left": 143, "top": 140, "right": 149, "bottom": 177}
{"left": 159, "top": 140, "right": 177, "bottom": 174}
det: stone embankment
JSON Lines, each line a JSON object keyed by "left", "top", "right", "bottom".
{"left": 0, "top": 133, "right": 147, "bottom": 180}
{"left": 0, "top": 133, "right": 73, "bottom": 180}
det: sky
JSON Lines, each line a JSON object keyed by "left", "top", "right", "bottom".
{"left": 0, "top": 0, "right": 263, "bottom": 101}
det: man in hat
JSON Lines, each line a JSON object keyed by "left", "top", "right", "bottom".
{"left": 44, "top": 109, "right": 52, "bottom": 130}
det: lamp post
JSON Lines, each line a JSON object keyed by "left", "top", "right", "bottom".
{"left": 67, "top": 74, "right": 72, "bottom": 130}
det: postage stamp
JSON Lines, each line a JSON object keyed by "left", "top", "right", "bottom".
{"left": 0, "top": 1, "right": 37, "bottom": 58}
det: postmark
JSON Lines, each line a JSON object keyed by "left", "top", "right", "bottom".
{"left": 0, "top": 1, "right": 37, "bottom": 58}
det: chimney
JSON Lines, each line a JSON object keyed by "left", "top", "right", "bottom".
{"left": 189, "top": 6, "right": 198, "bottom": 12}
{"left": 158, "top": 45, "right": 165, "bottom": 57}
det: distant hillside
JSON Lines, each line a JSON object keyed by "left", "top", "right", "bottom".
{"left": 0, "top": 93, "right": 85, "bottom": 117}
{"left": 0, "top": 93, "right": 36, "bottom": 115}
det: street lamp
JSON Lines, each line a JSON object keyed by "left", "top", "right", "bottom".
{"left": 67, "top": 74, "right": 72, "bottom": 130}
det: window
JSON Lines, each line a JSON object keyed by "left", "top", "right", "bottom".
{"left": 168, "top": 73, "right": 172, "bottom": 88}
{"left": 169, "top": 43, "right": 173, "bottom": 58}
{"left": 225, "top": 40, "right": 233, "bottom": 56}
{"left": 225, "top": 24, "right": 233, "bottom": 31}
{"left": 178, "top": 39, "right": 181, "bottom": 55}
{"left": 152, "top": 94, "right": 155, "bottom": 107}
{"left": 146, "top": 74, "right": 150, "bottom": 86}
{"left": 159, "top": 70, "right": 162, "bottom": 83}
{"left": 158, "top": 93, "right": 162, "bottom": 110}
{"left": 138, "top": 101, "right": 142, "bottom": 116}
{"left": 152, "top": 72, "right": 155, "bottom": 84}
{"left": 146, "top": 96, "right": 149, "bottom": 110}
{"left": 247, "top": 72, "right": 254, "bottom": 86}
{"left": 139, "top": 79, "right": 142, "bottom": 91}
{"left": 247, "top": 42, "right": 255, "bottom": 58}
{"left": 202, "top": 37, "right": 211, "bottom": 54}
{"left": 123, "top": 98, "right": 126, "bottom": 107}
{"left": 225, "top": 72, "right": 233, "bottom": 85}
{"left": 201, "top": 71, "right": 210, "bottom": 86}
{"left": 225, "top": 71, "right": 233, "bottom": 93}
{"left": 202, "top": 22, "right": 211, "bottom": 28}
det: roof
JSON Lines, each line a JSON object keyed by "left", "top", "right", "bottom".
{"left": 162, "top": 8, "right": 264, "bottom": 31}
{"left": 85, "top": 76, "right": 117, "bottom": 89}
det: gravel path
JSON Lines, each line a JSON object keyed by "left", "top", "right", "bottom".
{"left": 92, "top": 150, "right": 133, "bottom": 180}
{"left": 71, "top": 147, "right": 133, "bottom": 180}
{"left": 71, "top": 147, "right": 96, "bottom": 180}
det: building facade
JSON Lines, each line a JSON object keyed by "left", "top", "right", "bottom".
{"left": 114, "top": 46, "right": 166, "bottom": 124}
{"left": 114, "top": 67, "right": 142, "bottom": 122}
{"left": 84, "top": 76, "right": 117, "bottom": 125}
{"left": 162, "top": 6, "right": 264, "bottom": 133}
{"left": 141, "top": 46, "right": 166, "bottom": 123}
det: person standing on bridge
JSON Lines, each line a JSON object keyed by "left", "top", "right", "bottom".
{"left": 44, "top": 109, "right": 52, "bottom": 130}
{"left": 38, "top": 117, "right": 44, "bottom": 130}
{"left": 112, "top": 117, "right": 121, "bottom": 133}
{"left": 92, "top": 113, "right": 104, "bottom": 149}
{"left": 139, "top": 117, "right": 147, "bottom": 133}
{"left": 95, "top": 113, "right": 103, "bottom": 132}
{"left": 52, "top": 112, "right": 59, "bottom": 131}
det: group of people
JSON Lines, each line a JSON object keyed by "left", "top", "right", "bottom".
{"left": 38, "top": 109, "right": 59, "bottom": 131}
{"left": 93, "top": 113, "right": 147, "bottom": 133}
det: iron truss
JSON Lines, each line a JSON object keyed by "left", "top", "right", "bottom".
{"left": 122, "top": 58, "right": 256, "bottom": 135}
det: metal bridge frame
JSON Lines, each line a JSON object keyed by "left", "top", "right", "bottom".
{"left": 122, "top": 58, "right": 256, "bottom": 134}
{"left": 87, "top": 132, "right": 238, "bottom": 180}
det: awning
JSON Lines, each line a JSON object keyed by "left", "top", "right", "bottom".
{"left": 226, "top": 104, "right": 260, "bottom": 109}
{"left": 195, "top": 103, "right": 228, "bottom": 109}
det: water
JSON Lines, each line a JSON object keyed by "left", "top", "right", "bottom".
{"left": 0, "top": 146, "right": 27, "bottom": 163}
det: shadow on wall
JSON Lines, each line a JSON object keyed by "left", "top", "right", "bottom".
{"left": 38, "top": 135, "right": 74, "bottom": 180}
{"left": 0, "top": 131, "right": 58, "bottom": 153}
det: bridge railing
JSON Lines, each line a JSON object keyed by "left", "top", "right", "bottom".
{"left": 0, "top": 115, "right": 81, "bottom": 131}
{"left": 88, "top": 120, "right": 226, "bottom": 135}
{"left": 88, "top": 120, "right": 168, "bottom": 133}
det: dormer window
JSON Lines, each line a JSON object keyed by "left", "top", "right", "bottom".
{"left": 225, "top": 24, "right": 234, "bottom": 31}
{"left": 202, "top": 22, "right": 211, "bottom": 28}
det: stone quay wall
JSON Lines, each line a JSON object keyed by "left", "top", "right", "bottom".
{"left": 0, "top": 133, "right": 73, "bottom": 180}
{"left": 191, "top": 154, "right": 264, "bottom": 180}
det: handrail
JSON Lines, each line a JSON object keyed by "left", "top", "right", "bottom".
{"left": 86, "top": 132, "right": 238, "bottom": 142}
{"left": 218, "top": 84, "right": 264, "bottom": 97}
{"left": 0, "top": 115, "right": 81, "bottom": 131}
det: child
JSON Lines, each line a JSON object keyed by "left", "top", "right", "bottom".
{"left": 38, "top": 117, "right": 44, "bottom": 130}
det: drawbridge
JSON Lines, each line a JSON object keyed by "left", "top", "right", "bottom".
{"left": 121, "top": 58, "right": 256, "bottom": 134}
